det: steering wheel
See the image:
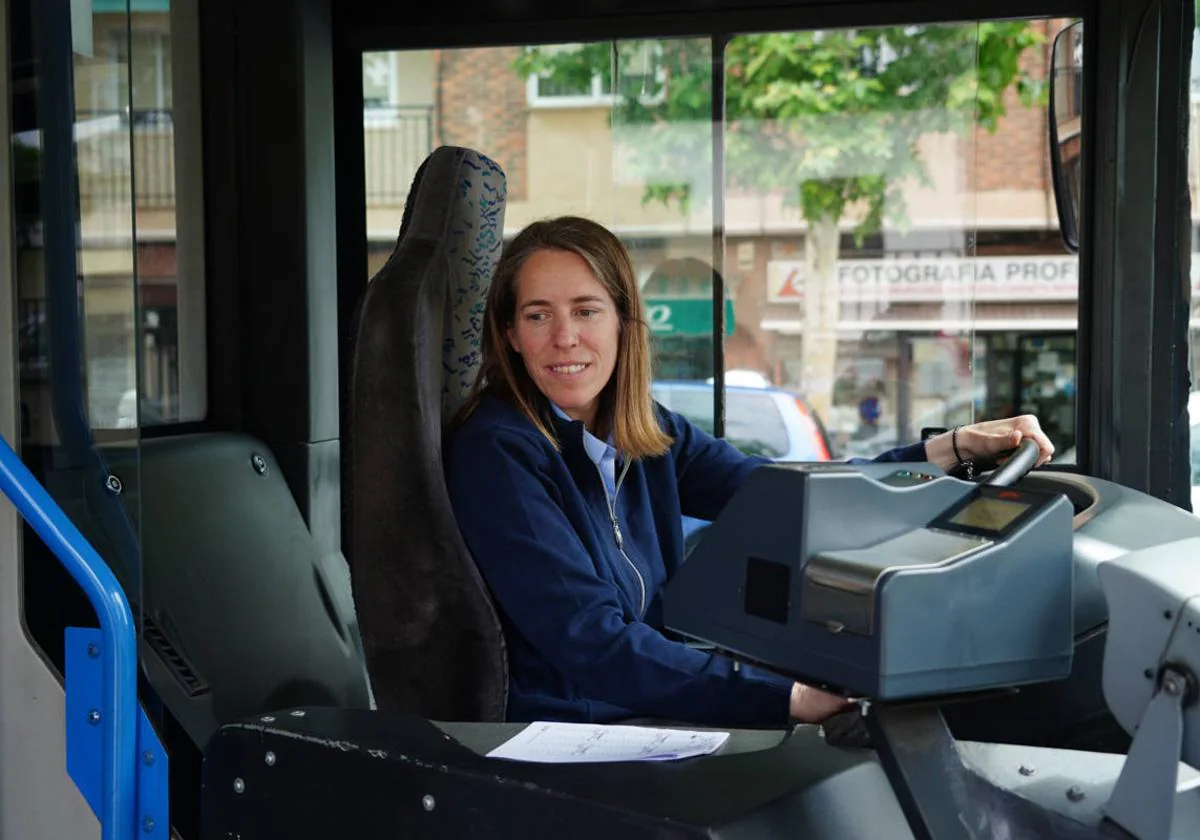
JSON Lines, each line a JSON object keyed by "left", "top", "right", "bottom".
{"left": 977, "top": 438, "right": 1041, "bottom": 487}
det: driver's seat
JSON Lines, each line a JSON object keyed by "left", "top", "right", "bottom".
{"left": 346, "top": 146, "right": 508, "bottom": 722}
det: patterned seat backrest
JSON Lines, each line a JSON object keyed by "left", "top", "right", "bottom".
{"left": 347, "top": 147, "right": 508, "bottom": 721}
{"left": 440, "top": 153, "right": 506, "bottom": 419}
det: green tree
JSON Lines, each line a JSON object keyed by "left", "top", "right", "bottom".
{"left": 516, "top": 25, "right": 1048, "bottom": 422}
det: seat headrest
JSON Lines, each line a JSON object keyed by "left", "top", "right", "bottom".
{"left": 393, "top": 147, "right": 507, "bottom": 420}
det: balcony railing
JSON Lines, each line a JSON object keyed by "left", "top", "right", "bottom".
{"left": 364, "top": 105, "right": 435, "bottom": 205}
{"left": 71, "top": 105, "right": 435, "bottom": 211}
{"left": 75, "top": 109, "right": 176, "bottom": 211}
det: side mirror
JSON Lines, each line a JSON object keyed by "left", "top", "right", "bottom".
{"left": 1049, "top": 21, "right": 1084, "bottom": 254}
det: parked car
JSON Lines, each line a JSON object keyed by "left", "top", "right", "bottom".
{"left": 651, "top": 379, "right": 832, "bottom": 462}
{"left": 651, "top": 379, "right": 833, "bottom": 548}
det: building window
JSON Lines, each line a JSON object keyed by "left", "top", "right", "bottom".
{"left": 107, "top": 28, "right": 172, "bottom": 117}
{"left": 363, "top": 53, "right": 404, "bottom": 126}
{"left": 525, "top": 42, "right": 665, "bottom": 108}
{"left": 363, "top": 53, "right": 398, "bottom": 108}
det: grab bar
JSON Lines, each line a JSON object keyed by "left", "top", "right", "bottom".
{"left": 0, "top": 437, "right": 137, "bottom": 840}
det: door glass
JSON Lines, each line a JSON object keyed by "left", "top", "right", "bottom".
{"left": 13, "top": 0, "right": 142, "bottom": 671}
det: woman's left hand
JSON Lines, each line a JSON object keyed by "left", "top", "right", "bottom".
{"left": 925, "top": 415, "right": 1054, "bottom": 473}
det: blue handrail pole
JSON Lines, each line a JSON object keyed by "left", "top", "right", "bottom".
{"left": 0, "top": 438, "right": 137, "bottom": 840}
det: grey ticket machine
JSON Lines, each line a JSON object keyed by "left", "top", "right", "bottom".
{"left": 663, "top": 462, "right": 1076, "bottom": 700}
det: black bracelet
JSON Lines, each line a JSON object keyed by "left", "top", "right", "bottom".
{"left": 947, "top": 426, "right": 977, "bottom": 479}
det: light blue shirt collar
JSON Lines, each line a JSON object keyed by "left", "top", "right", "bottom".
{"left": 550, "top": 402, "right": 620, "bottom": 498}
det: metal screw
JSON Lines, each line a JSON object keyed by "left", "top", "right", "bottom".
{"left": 1164, "top": 673, "right": 1185, "bottom": 696}
{"left": 142, "top": 816, "right": 155, "bottom": 833}
{"left": 142, "top": 750, "right": 154, "bottom": 766}
{"left": 1018, "top": 765, "right": 1036, "bottom": 777}
{"left": 1066, "top": 786, "right": 1086, "bottom": 802}
{"left": 105, "top": 475, "right": 123, "bottom": 495}
{"left": 261, "top": 715, "right": 276, "bottom": 723}
{"left": 422, "top": 795, "right": 436, "bottom": 812}
{"left": 87, "top": 643, "right": 100, "bottom": 659}
{"left": 290, "top": 710, "right": 306, "bottom": 717}
{"left": 265, "top": 751, "right": 276, "bottom": 766}
{"left": 87, "top": 709, "right": 101, "bottom": 725}
{"left": 251, "top": 454, "right": 268, "bottom": 476}
{"left": 233, "top": 778, "right": 245, "bottom": 794}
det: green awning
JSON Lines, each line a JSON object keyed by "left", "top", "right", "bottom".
{"left": 644, "top": 297, "right": 735, "bottom": 337}
{"left": 91, "top": 0, "right": 171, "bottom": 12}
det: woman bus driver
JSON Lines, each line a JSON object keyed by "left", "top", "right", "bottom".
{"left": 445, "top": 216, "right": 1054, "bottom": 729}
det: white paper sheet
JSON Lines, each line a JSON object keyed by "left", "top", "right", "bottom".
{"left": 485, "top": 721, "right": 730, "bottom": 764}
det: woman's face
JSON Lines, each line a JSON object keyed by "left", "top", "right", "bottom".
{"left": 507, "top": 248, "right": 621, "bottom": 431}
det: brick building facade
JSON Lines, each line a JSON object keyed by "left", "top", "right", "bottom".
{"left": 434, "top": 47, "right": 529, "bottom": 201}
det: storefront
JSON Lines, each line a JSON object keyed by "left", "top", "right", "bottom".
{"left": 643, "top": 296, "right": 735, "bottom": 380}
{"left": 641, "top": 256, "right": 735, "bottom": 381}
{"left": 756, "top": 253, "right": 1081, "bottom": 455}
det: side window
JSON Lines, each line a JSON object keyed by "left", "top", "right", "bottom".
{"left": 602, "top": 24, "right": 1074, "bottom": 460}
{"left": 73, "top": 7, "right": 207, "bottom": 429}
{"left": 12, "top": 0, "right": 209, "bottom": 671}
{"left": 720, "top": 22, "right": 1075, "bottom": 461}
{"left": 367, "top": 21, "right": 1078, "bottom": 466}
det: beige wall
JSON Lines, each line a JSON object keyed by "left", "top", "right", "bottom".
{"left": 74, "top": 12, "right": 171, "bottom": 112}
{"left": 394, "top": 51, "right": 436, "bottom": 107}
{"left": 369, "top": 99, "right": 1059, "bottom": 242}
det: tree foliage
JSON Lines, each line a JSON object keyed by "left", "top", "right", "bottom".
{"left": 514, "top": 24, "right": 1048, "bottom": 234}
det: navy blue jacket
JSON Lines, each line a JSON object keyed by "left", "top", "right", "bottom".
{"left": 445, "top": 393, "right": 928, "bottom": 728}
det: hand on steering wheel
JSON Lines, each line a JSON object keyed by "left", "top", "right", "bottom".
{"left": 977, "top": 437, "right": 1042, "bottom": 486}
{"left": 925, "top": 415, "right": 1055, "bottom": 476}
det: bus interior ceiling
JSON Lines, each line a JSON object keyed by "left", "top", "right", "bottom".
{"left": 3, "top": 0, "right": 1199, "bottom": 837}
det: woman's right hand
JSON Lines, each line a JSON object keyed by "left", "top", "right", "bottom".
{"left": 790, "top": 682, "right": 852, "bottom": 723}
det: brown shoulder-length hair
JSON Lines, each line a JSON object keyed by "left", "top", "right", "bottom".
{"left": 452, "top": 216, "right": 672, "bottom": 460}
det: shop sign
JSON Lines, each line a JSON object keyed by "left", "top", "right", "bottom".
{"left": 767, "top": 256, "right": 1081, "bottom": 303}
{"left": 643, "top": 297, "right": 735, "bottom": 337}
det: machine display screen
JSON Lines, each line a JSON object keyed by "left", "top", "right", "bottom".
{"left": 947, "top": 496, "right": 1031, "bottom": 534}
